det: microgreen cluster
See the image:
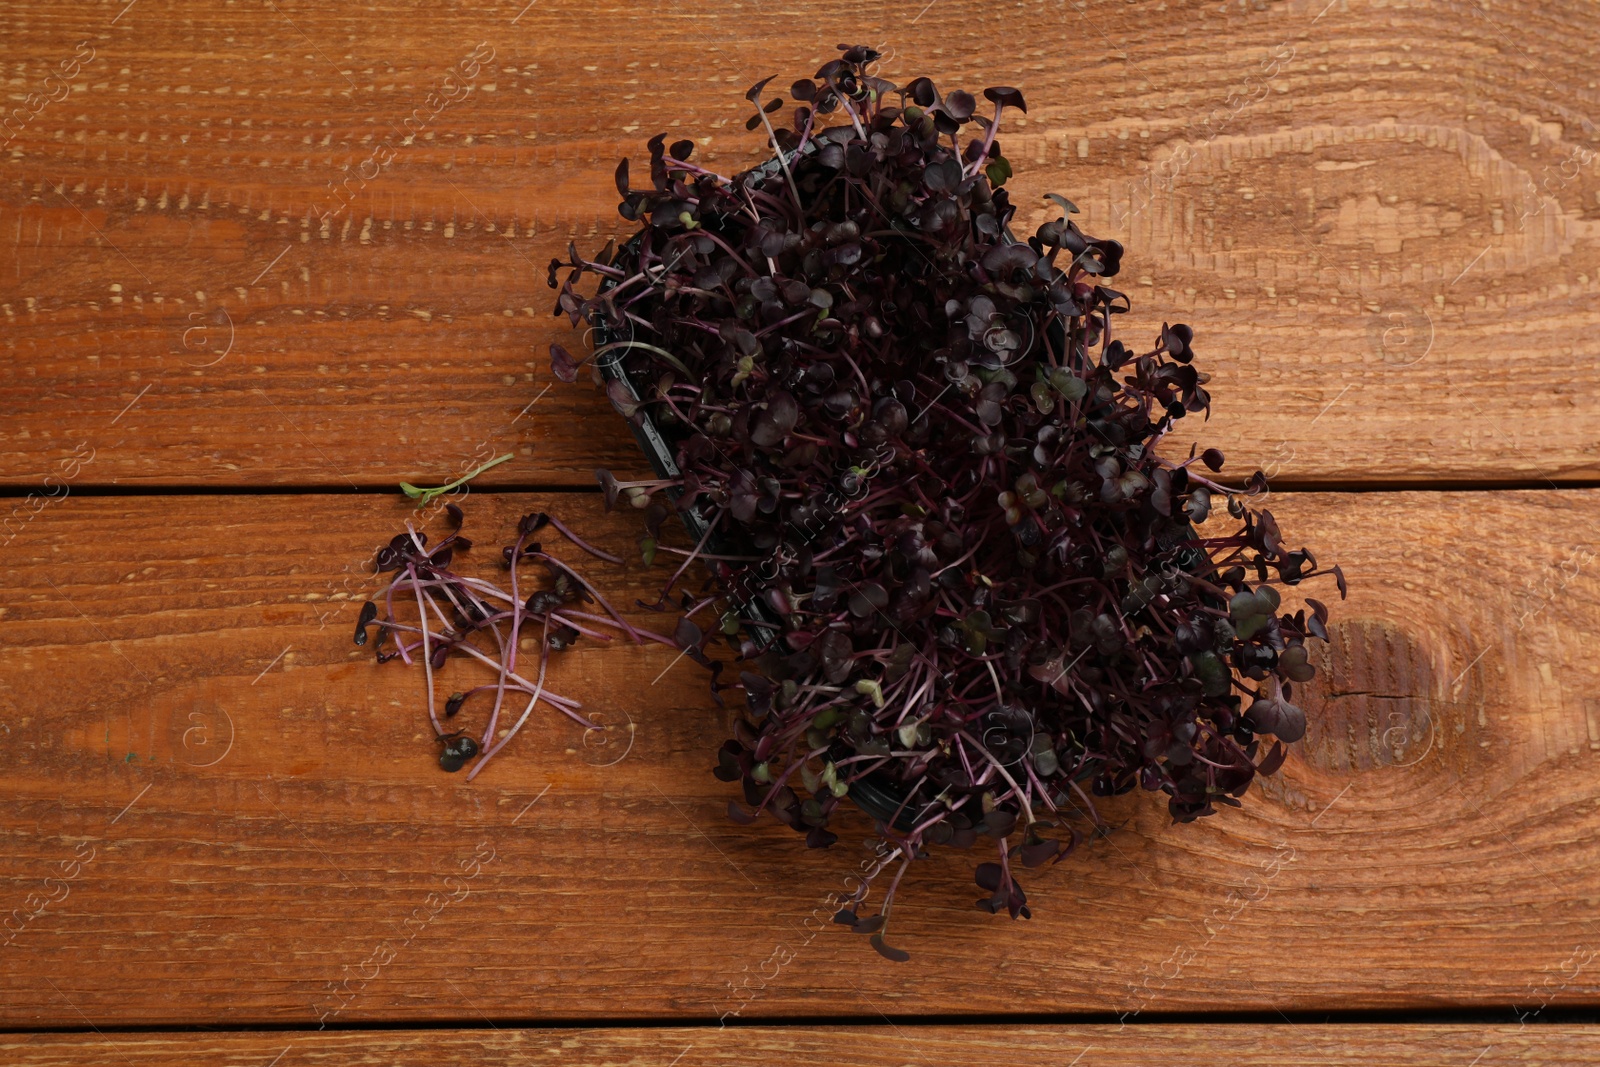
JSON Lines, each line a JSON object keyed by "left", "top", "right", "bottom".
{"left": 355, "top": 503, "right": 674, "bottom": 779}
{"left": 546, "top": 45, "right": 1344, "bottom": 959}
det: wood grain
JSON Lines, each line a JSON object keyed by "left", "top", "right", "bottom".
{"left": 3, "top": 489, "right": 1599, "bottom": 1027}
{"left": 3, "top": 0, "right": 1600, "bottom": 486}
{"left": 5, "top": 1025, "right": 1596, "bottom": 1066}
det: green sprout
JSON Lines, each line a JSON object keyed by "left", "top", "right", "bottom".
{"left": 400, "top": 452, "right": 514, "bottom": 509}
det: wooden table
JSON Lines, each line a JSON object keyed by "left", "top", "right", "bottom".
{"left": 5, "top": 0, "right": 1600, "bottom": 1062}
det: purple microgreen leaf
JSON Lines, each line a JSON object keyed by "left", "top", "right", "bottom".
{"left": 870, "top": 932, "right": 911, "bottom": 962}
{"left": 550, "top": 342, "right": 580, "bottom": 383}
{"left": 353, "top": 600, "right": 378, "bottom": 645}
{"left": 745, "top": 75, "right": 776, "bottom": 103}
{"left": 983, "top": 85, "right": 1027, "bottom": 113}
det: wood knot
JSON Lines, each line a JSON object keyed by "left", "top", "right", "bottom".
{"left": 1297, "top": 619, "right": 1438, "bottom": 773}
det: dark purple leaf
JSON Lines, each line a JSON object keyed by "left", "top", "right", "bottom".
{"left": 974, "top": 862, "right": 1003, "bottom": 892}
{"left": 847, "top": 582, "right": 889, "bottom": 618}
{"left": 750, "top": 390, "right": 799, "bottom": 447}
{"left": 806, "top": 826, "right": 839, "bottom": 848}
{"left": 905, "top": 76, "right": 938, "bottom": 106}
{"left": 353, "top": 600, "right": 378, "bottom": 645}
{"left": 1258, "top": 740, "right": 1288, "bottom": 776}
{"left": 983, "top": 86, "right": 1027, "bottom": 113}
{"left": 923, "top": 158, "right": 962, "bottom": 191}
{"left": 550, "top": 342, "right": 579, "bottom": 383}
{"left": 595, "top": 469, "right": 621, "bottom": 511}
{"left": 1162, "top": 322, "right": 1195, "bottom": 363}
{"left": 675, "top": 616, "right": 704, "bottom": 650}
{"left": 745, "top": 75, "right": 776, "bottom": 103}
{"left": 605, "top": 377, "right": 639, "bottom": 417}
{"left": 982, "top": 242, "right": 1038, "bottom": 274}
{"left": 943, "top": 89, "right": 975, "bottom": 120}
{"left": 870, "top": 932, "right": 910, "bottom": 962}
{"left": 1019, "top": 838, "right": 1060, "bottom": 868}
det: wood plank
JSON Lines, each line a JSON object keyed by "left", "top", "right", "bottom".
{"left": 3, "top": 489, "right": 1599, "bottom": 1026}
{"left": 4, "top": 0, "right": 1600, "bottom": 485}
{"left": 5, "top": 1025, "right": 1597, "bottom": 1066}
